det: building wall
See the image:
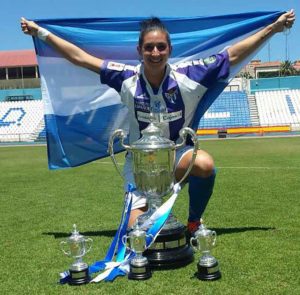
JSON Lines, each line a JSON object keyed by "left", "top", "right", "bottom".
{"left": 250, "top": 76, "right": 300, "bottom": 93}
{"left": 0, "top": 88, "right": 42, "bottom": 101}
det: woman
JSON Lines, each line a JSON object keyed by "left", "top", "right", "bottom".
{"left": 21, "top": 11, "right": 295, "bottom": 233}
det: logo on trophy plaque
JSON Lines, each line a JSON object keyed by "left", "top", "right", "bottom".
{"left": 109, "top": 112, "right": 198, "bottom": 270}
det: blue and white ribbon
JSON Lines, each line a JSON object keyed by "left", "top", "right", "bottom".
{"left": 59, "top": 184, "right": 134, "bottom": 284}
{"left": 90, "top": 183, "right": 182, "bottom": 282}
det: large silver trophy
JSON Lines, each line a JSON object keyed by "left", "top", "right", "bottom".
{"left": 109, "top": 113, "right": 198, "bottom": 269}
{"left": 190, "top": 222, "right": 221, "bottom": 280}
{"left": 60, "top": 224, "right": 93, "bottom": 285}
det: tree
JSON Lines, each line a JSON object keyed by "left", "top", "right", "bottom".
{"left": 279, "top": 60, "right": 297, "bottom": 76}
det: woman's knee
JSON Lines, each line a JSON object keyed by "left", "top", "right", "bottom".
{"left": 176, "top": 149, "right": 214, "bottom": 179}
{"left": 193, "top": 151, "right": 215, "bottom": 177}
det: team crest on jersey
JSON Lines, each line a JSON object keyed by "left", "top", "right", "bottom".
{"left": 165, "top": 88, "right": 178, "bottom": 104}
{"left": 107, "top": 61, "right": 125, "bottom": 71}
{"left": 203, "top": 56, "right": 217, "bottom": 65}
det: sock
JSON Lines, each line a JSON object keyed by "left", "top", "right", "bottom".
{"left": 188, "top": 168, "right": 216, "bottom": 222}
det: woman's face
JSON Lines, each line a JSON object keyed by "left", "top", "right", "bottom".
{"left": 138, "top": 30, "right": 171, "bottom": 73}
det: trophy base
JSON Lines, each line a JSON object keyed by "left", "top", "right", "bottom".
{"left": 196, "top": 261, "right": 221, "bottom": 281}
{"left": 144, "top": 225, "right": 194, "bottom": 269}
{"left": 128, "top": 261, "right": 152, "bottom": 280}
{"left": 68, "top": 267, "right": 91, "bottom": 285}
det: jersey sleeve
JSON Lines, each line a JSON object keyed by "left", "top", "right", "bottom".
{"left": 100, "top": 60, "right": 136, "bottom": 93}
{"left": 175, "top": 51, "right": 230, "bottom": 88}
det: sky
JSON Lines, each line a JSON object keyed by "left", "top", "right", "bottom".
{"left": 2, "top": 0, "right": 299, "bottom": 62}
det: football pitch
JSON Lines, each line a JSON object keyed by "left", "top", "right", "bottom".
{"left": 1, "top": 136, "right": 299, "bottom": 295}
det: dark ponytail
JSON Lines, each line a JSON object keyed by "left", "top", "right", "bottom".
{"left": 138, "top": 17, "right": 171, "bottom": 48}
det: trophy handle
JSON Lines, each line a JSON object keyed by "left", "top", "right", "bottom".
{"left": 84, "top": 237, "right": 93, "bottom": 254}
{"left": 60, "top": 241, "right": 71, "bottom": 256}
{"left": 190, "top": 237, "right": 199, "bottom": 252}
{"left": 122, "top": 235, "right": 129, "bottom": 247}
{"left": 211, "top": 230, "right": 217, "bottom": 247}
{"left": 108, "top": 129, "right": 131, "bottom": 180}
{"left": 175, "top": 127, "right": 198, "bottom": 185}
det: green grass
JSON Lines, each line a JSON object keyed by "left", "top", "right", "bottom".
{"left": 0, "top": 137, "right": 300, "bottom": 294}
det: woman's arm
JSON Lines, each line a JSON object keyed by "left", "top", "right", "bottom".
{"left": 21, "top": 17, "right": 103, "bottom": 73}
{"left": 228, "top": 10, "right": 296, "bottom": 66}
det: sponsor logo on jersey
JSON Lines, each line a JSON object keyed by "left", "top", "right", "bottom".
{"left": 162, "top": 110, "right": 182, "bottom": 122}
{"left": 137, "top": 110, "right": 182, "bottom": 123}
{"left": 137, "top": 111, "right": 151, "bottom": 123}
{"left": 192, "top": 59, "right": 204, "bottom": 66}
{"left": 107, "top": 61, "right": 125, "bottom": 71}
{"left": 175, "top": 61, "right": 193, "bottom": 68}
{"left": 124, "top": 64, "right": 137, "bottom": 72}
{"left": 135, "top": 93, "right": 148, "bottom": 100}
{"left": 135, "top": 101, "right": 150, "bottom": 112}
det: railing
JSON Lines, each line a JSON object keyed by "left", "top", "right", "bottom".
{"left": 0, "top": 78, "right": 41, "bottom": 89}
{"left": 0, "top": 132, "right": 46, "bottom": 143}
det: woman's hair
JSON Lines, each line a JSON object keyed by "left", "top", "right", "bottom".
{"left": 138, "top": 17, "right": 171, "bottom": 48}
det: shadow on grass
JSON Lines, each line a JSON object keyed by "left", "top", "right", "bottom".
{"left": 42, "top": 230, "right": 116, "bottom": 239}
{"left": 213, "top": 226, "right": 275, "bottom": 236}
{"left": 43, "top": 226, "right": 275, "bottom": 239}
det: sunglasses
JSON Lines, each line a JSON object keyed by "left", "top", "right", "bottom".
{"left": 143, "top": 43, "right": 168, "bottom": 52}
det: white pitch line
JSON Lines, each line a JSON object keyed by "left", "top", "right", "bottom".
{"left": 218, "top": 166, "right": 300, "bottom": 170}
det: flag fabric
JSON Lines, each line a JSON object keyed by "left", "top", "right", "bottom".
{"left": 32, "top": 11, "right": 283, "bottom": 169}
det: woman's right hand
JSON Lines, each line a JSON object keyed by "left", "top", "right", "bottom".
{"left": 21, "top": 17, "right": 39, "bottom": 37}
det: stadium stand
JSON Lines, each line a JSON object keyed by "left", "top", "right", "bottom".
{"left": 255, "top": 89, "right": 300, "bottom": 130}
{"left": 197, "top": 88, "right": 300, "bottom": 137}
{"left": 0, "top": 100, "right": 44, "bottom": 142}
{"left": 198, "top": 91, "right": 252, "bottom": 129}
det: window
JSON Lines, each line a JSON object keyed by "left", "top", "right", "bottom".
{"left": 8, "top": 67, "right": 22, "bottom": 79}
{"left": 23, "top": 66, "right": 36, "bottom": 78}
{"left": 0, "top": 68, "right": 6, "bottom": 80}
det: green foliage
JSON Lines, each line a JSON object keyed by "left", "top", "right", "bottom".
{"left": 1, "top": 137, "right": 300, "bottom": 294}
{"left": 236, "top": 71, "right": 253, "bottom": 79}
{"left": 280, "top": 60, "right": 298, "bottom": 77}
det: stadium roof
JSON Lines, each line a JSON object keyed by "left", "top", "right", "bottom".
{"left": 251, "top": 61, "right": 281, "bottom": 68}
{"left": 0, "top": 50, "right": 37, "bottom": 67}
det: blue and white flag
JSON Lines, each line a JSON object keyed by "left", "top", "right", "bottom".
{"left": 32, "top": 12, "right": 283, "bottom": 169}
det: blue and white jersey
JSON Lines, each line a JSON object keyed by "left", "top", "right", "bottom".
{"left": 100, "top": 51, "right": 230, "bottom": 144}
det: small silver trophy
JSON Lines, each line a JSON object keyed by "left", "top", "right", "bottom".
{"left": 122, "top": 222, "right": 153, "bottom": 280}
{"left": 190, "top": 222, "right": 221, "bottom": 280}
{"left": 60, "top": 224, "right": 93, "bottom": 285}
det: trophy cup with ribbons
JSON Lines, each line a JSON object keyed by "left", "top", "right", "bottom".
{"left": 190, "top": 222, "right": 221, "bottom": 280}
{"left": 109, "top": 112, "right": 198, "bottom": 269}
{"left": 60, "top": 224, "right": 93, "bottom": 285}
{"left": 122, "top": 223, "right": 153, "bottom": 280}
